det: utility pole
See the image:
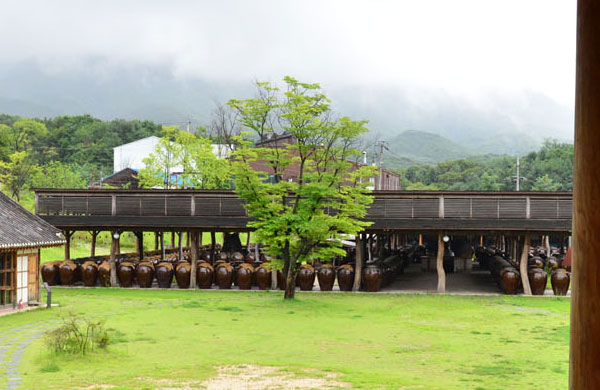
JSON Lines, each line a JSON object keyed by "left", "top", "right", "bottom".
{"left": 186, "top": 119, "right": 191, "bottom": 133}
{"left": 512, "top": 155, "right": 526, "bottom": 191}
{"left": 376, "top": 141, "right": 388, "bottom": 190}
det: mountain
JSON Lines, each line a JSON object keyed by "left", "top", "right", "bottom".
{"left": 0, "top": 61, "right": 574, "bottom": 158}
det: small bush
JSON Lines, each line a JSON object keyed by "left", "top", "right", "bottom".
{"left": 44, "top": 312, "right": 109, "bottom": 355}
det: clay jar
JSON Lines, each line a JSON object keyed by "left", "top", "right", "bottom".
{"left": 499, "top": 267, "right": 520, "bottom": 294}
{"left": 175, "top": 262, "right": 191, "bottom": 288}
{"left": 528, "top": 256, "right": 544, "bottom": 269}
{"left": 216, "top": 263, "right": 233, "bottom": 289}
{"left": 231, "top": 252, "right": 244, "bottom": 262}
{"left": 551, "top": 269, "right": 570, "bottom": 296}
{"left": 363, "top": 265, "right": 383, "bottom": 292}
{"left": 98, "top": 262, "right": 111, "bottom": 287}
{"left": 59, "top": 260, "right": 77, "bottom": 285}
{"left": 41, "top": 261, "right": 60, "bottom": 286}
{"left": 156, "top": 262, "right": 174, "bottom": 288}
{"left": 527, "top": 268, "right": 547, "bottom": 295}
{"left": 118, "top": 262, "right": 135, "bottom": 287}
{"left": 236, "top": 263, "right": 254, "bottom": 290}
{"left": 547, "top": 257, "right": 559, "bottom": 270}
{"left": 317, "top": 264, "right": 335, "bottom": 292}
{"left": 81, "top": 261, "right": 98, "bottom": 287}
{"left": 196, "top": 262, "right": 214, "bottom": 289}
{"left": 255, "top": 265, "right": 271, "bottom": 290}
{"left": 337, "top": 265, "right": 355, "bottom": 292}
{"left": 136, "top": 262, "right": 154, "bottom": 288}
{"left": 297, "top": 264, "right": 316, "bottom": 291}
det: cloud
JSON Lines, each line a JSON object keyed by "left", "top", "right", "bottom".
{"left": 0, "top": 0, "right": 575, "bottom": 107}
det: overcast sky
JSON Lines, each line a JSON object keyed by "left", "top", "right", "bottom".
{"left": 0, "top": 0, "right": 576, "bottom": 108}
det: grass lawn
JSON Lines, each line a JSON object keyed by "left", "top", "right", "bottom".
{"left": 2, "top": 289, "right": 569, "bottom": 390}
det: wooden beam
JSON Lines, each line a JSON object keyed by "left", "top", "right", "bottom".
{"left": 190, "top": 231, "right": 198, "bottom": 289}
{"left": 520, "top": 232, "right": 531, "bottom": 296}
{"left": 64, "top": 230, "right": 72, "bottom": 260}
{"left": 109, "top": 232, "right": 118, "bottom": 287}
{"left": 353, "top": 234, "right": 363, "bottom": 291}
{"left": 571, "top": 1, "right": 600, "bottom": 387}
{"left": 436, "top": 233, "right": 445, "bottom": 293}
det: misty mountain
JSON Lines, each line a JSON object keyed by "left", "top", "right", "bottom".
{"left": 0, "top": 61, "right": 573, "bottom": 159}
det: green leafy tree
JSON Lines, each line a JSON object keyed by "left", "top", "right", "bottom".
{"left": 178, "top": 131, "right": 231, "bottom": 189}
{"left": 531, "top": 174, "right": 561, "bottom": 191}
{"left": 8, "top": 118, "right": 47, "bottom": 153}
{"left": 138, "top": 126, "right": 184, "bottom": 189}
{"left": 0, "top": 151, "right": 36, "bottom": 201}
{"left": 31, "top": 162, "right": 88, "bottom": 189}
{"left": 479, "top": 172, "right": 502, "bottom": 191}
{"left": 230, "top": 77, "right": 375, "bottom": 299}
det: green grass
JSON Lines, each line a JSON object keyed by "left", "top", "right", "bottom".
{"left": 3, "top": 289, "right": 570, "bottom": 389}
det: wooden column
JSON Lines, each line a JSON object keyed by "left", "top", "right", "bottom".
{"left": 190, "top": 231, "right": 198, "bottom": 289}
{"left": 353, "top": 234, "right": 363, "bottom": 291}
{"left": 178, "top": 232, "right": 183, "bottom": 260}
{"left": 160, "top": 232, "right": 165, "bottom": 261}
{"left": 116, "top": 233, "right": 121, "bottom": 255}
{"left": 154, "top": 232, "right": 159, "bottom": 250}
{"left": 136, "top": 231, "right": 144, "bottom": 261}
{"left": 109, "top": 232, "right": 118, "bottom": 287}
{"left": 64, "top": 230, "right": 73, "bottom": 260}
{"left": 520, "top": 232, "right": 531, "bottom": 295}
{"left": 246, "top": 231, "right": 251, "bottom": 250}
{"left": 436, "top": 233, "right": 445, "bottom": 293}
{"left": 571, "top": 1, "right": 600, "bottom": 387}
{"left": 210, "top": 231, "right": 216, "bottom": 264}
{"left": 90, "top": 231, "right": 99, "bottom": 257}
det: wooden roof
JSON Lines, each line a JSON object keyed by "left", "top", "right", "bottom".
{"left": 0, "top": 192, "right": 66, "bottom": 250}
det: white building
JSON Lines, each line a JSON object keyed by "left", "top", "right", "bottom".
{"left": 113, "top": 135, "right": 232, "bottom": 174}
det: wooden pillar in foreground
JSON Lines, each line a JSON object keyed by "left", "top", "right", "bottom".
{"left": 154, "top": 232, "right": 159, "bottom": 250}
{"left": 571, "top": 1, "right": 600, "bottom": 386}
{"left": 109, "top": 232, "right": 118, "bottom": 287}
{"left": 90, "top": 231, "right": 99, "bottom": 257}
{"left": 136, "top": 231, "right": 144, "bottom": 261}
{"left": 160, "top": 232, "right": 165, "bottom": 261}
{"left": 190, "top": 232, "right": 198, "bottom": 289}
{"left": 519, "top": 233, "right": 531, "bottom": 296}
{"left": 178, "top": 232, "right": 183, "bottom": 260}
{"left": 353, "top": 234, "right": 363, "bottom": 291}
{"left": 210, "top": 231, "right": 216, "bottom": 264}
{"left": 436, "top": 233, "right": 445, "bottom": 293}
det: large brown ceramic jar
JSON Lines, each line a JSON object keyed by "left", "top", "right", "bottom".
{"left": 41, "top": 261, "right": 60, "bottom": 286}
{"left": 337, "top": 264, "right": 354, "bottom": 292}
{"left": 547, "top": 257, "right": 560, "bottom": 270}
{"left": 231, "top": 252, "right": 244, "bottom": 262}
{"left": 317, "top": 264, "right": 335, "bottom": 291}
{"left": 236, "top": 263, "right": 254, "bottom": 290}
{"left": 363, "top": 265, "right": 382, "bottom": 292}
{"left": 137, "top": 262, "right": 155, "bottom": 288}
{"left": 217, "top": 252, "right": 229, "bottom": 262}
{"left": 98, "top": 262, "right": 111, "bottom": 287}
{"left": 59, "top": 260, "right": 77, "bottom": 285}
{"left": 197, "top": 262, "right": 214, "bottom": 289}
{"left": 216, "top": 263, "right": 233, "bottom": 289}
{"left": 499, "top": 267, "right": 520, "bottom": 294}
{"left": 156, "top": 262, "right": 174, "bottom": 288}
{"left": 528, "top": 268, "right": 547, "bottom": 295}
{"left": 528, "top": 256, "right": 544, "bottom": 269}
{"left": 255, "top": 265, "right": 271, "bottom": 290}
{"left": 175, "top": 262, "right": 191, "bottom": 288}
{"left": 244, "top": 253, "right": 255, "bottom": 264}
{"left": 297, "top": 264, "right": 315, "bottom": 291}
{"left": 118, "top": 262, "right": 135, "bottom": 287}
{"left": 551, "top": 269, "right": 570, "bottom": 296}
{"left": 81, "top": 261, "right": 98, "bottom": 287}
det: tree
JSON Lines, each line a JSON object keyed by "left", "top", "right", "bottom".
{"left": 138, "top": 126, "right": 184, "bottom": 189}
{"left": 230, "top": 77, "right": 375, "bottom": 299}
{"left": 31, "top": 161, "right": 88, "bottom": 189}
{"left": 0, "top": 151, "right": 36, "bottom": 201}
{"left": 479, "top": 172, "right": 502, "bottom": 191}
{"left": 7, "top": 118, "right": 47, "bottom": 153}
{"left": 531, "top": 174, "right": 561, "bottom": 191}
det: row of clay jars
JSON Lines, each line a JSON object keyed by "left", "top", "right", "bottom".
{"left": 527, "top": 267, "right": 548, "bottom": 295}
{"left": 41, "top": 260, "right": 81, "bottom": 286}
{"left": 551, "top": 269, "right": 570, "bottom": 296}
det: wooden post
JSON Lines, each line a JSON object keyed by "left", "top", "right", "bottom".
{"left": 353, "top": 234, "right": 363, "bottom": 291}
{"left": 178, "top": 232, "right": 183, "bottom": 260}
{"left": 246, "top": 231, "right": 251, "bottom": 250}
{"left": 190, "top": 231, "right": 198, "bottom": 289}
{"left": 160, "top": 232, "right": 165, "bottom": 261}
{"left": 210, "top": 231, "right": 216, "bottom": 264}
{"left": 418, "top": 234, "right": 423, "bottom": 246}
{"left": 154, "top": 232, "right": 159, "bottom": 250}
{"left": 136, "top": 231, "right": 144, "bottom": 261}
{"left": 64, "top": 230, "right": 72, "bottom": 260}
{"left": 90, "top": 231, "right": 98, "bottom": 257}
{"left": 109, "top": 232, "right": 118, "bottom": 287}
{"left": 171, "top": 232, "right": 176, "bottom": 249}
{"left": 520, "top": 232, "right": 531, "bottom": 296}
{"left": 116, "top": 233, "right": 121, "bottom": 255}
{"left": 571, "top": 2, "right": 600, "bottom": 387}
{"left": 436, "top": 233, "right": 445, "bottom": 293}
{"left": 480, "top": 235, "right": 483, "bottom": 247}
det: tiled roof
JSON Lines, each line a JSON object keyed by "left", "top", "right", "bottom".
{"left": 0, "top": 192, "right": 65, "bottom": 250}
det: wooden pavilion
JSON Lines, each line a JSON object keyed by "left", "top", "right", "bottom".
{"left": 0, "top": 192, "right": 65, "bottom": 308}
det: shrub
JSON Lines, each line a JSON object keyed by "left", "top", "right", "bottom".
{"left": 44, "top": 312, "right": 109, "bottom": 355}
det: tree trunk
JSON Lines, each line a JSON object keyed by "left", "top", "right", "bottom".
{"left": 520, "top": 232, "right": 532, "bottom": 295}
{"left": 283, "top": 244, "right": 295, "bottom": 299}
{"left": 436, "top": 233, "right": 446, "bottom": 293}
{"left": 190, "top": 231, "right": 198, "bottom": 289}
{"left": 353, "top": 234, "right": 363, "bottom": 291}
{"left": 110, "top": 232, "right": 118, "bottom": 287}
{"left": 90, "top": 231, "right": 98, "bottom": 257}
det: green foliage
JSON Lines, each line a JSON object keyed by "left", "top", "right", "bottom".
{"left": 230, "top": 77, "right": 375, "bottom": 298}
{"left": 44, "top": 312, "right": 109, "bottom": 355}
{"left": 31, "top": 161, "right": 88, "bottom": 189}
{"left": 0, "top": 151, "right": 36, "bottom": 200}
{"left": 401, "top": 140, "right": 573, "bottom": 191}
